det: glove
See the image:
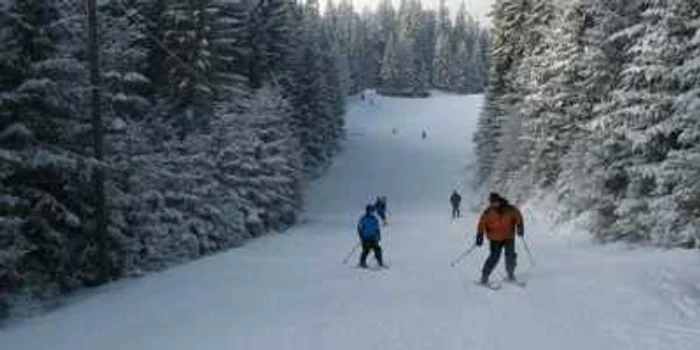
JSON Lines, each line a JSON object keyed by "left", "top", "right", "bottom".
{"left": 476, "top": 234, "right": 484, "bottom": 247}
{"left": 517, "top": 226, "right": 524, "bottom": 237}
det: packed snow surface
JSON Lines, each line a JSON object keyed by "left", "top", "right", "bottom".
{"left": 2, "top": 91, "right": 699, "bottom": 350}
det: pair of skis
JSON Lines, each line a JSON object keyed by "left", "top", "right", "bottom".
{"left": 475, "top": 278, "right": 527, "bottom": 291}
{"left": 356, "top": 264, "right": 390, "bottom": 271}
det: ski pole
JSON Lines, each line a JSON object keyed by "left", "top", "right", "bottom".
{"left": 450, "top": 244, "right": 478, "bottom": 267}
{"left": 519, "top": 236, "right": 536, "bottom": 267}
{"left": 342, "top": 242, "right": 362, "bottom": 264}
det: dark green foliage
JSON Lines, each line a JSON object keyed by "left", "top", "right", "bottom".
{"left": 0, "top": 0, "right": 348, "bottom": 318}
{"left": 247, "top": 0, "right": 296, "bottom": 88}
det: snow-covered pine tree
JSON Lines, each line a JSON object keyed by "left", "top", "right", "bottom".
{"left": 502, "top": 0, "right": 556, "bottom": 195}
{"left": 241, "top": 87, "right": 305, "bottom": 231}
{"left": 336, "top": 0, "right": 358, "bottom": 94}
{"left": 0, "top": 0, "right": 99, "bottom": 309}
{"left": 247, "top": 0, "right": 296, "bottom": 88}
{"left": 282, "top": 0, "right": 344, "bottom": 173}
{"left": 114, "top": 109, "right": 249, "bottom": 272}
{"left": 433, "top": 0, "right": 452, "bottom": 89}
{"left": 475, "top": 0, "right": 529, "bottom": 187}
{"left": 577, "top": 1, "right": 660, "bottom": 242}
{"left": 99, "top": 0, "right": 152, "bottom": 122}
{"left": 324, "top": 0, "right": 353, "bottom": 97}
{"left": 317, "top": 0, "right": 346, "bottom": 162}
{"left": 361, "top": 6, "right": 383, "bottom": 87}
{"left": 437, "top": 0, "right": 450, "bottom": 33}
{"left": 565, "top": 0, "right": 697, "bottom": 246}
{"left": 468, "top": 31, "right": 487, "bottom": 93}
{"left": 326, "top": 0, "right": 339, "bottom": 29}
{"left": 377, "top": 0, "right": 397, "bottom": 55}
{"left": 451, "top": 0, "right": 468, "bottom": 53}
{"left": 379, "top": 0, "right": 427, "bottom": 97}
{"left": 108, "top": 0, "right": 254, "bottom": 276}
{"left": 2, "top": 0, "right": 358, "bottom": 316}
{"left": 163, "top": 0, "right": 214, "bottom": 138}
{"left": 209, "top": 0, "right": 250, "bottom": 105}
{"left": 477, "top": 29, "right": 491, "bottom": 82}
{"left": 659, "top": 0, "right": 700, "bottom": 247}
{"left": 98, "top": 0, "right": 159, "bottom": 280}
{"left": 459, "top": 11, "right": 482, "bottom": 94}
{"left": 475, "top": 44, "right": 504, "bottom": 183}
{"left": 558, "top": 0, "right": 633, "bottom": 220}
{"left": 207, "top": 88, "right": 302, "bottom": 239}
{"left": 525, "top": 0, "right": 587, "bottom": 190}
{"left": 522, "top": 0, "right": 555, "bottom": 58}
{"left": 411, "top": 1, "right": 429, "bottom": 95}
{"left": 431, "top": 1, "right": 486, "bottom": 94}
{"left": 591, "top": 0, "right": 686, "bottom": 243}
{"left": 321, "top": 28, "right": 349, "bottom": 126}
{"left": 380, "top": 32, "right": 401, "bottom": 93}
{"left": 433, "top": 29, "right": 452, "bottom": 90}
{"left": 349, "top": 8, "right": 370, "bottom": 90}
{"left": 450, "top": 40, "right": 470, "bottom": 94}
{"left": 489, "top": 0, "right": 540, "bottom": 194}
{"left": 471, "top": 0, "right": 695, "bottom": 247}
{"left": 142, "top": 0, "right": 169, "bottom": 93}
{"left": 401, "top": 33, "right": 428, "bottom": 96}
{"left": 417, "top": 8, "right": 437, "bottom": 88}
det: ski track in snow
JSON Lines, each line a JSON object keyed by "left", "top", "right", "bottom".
{"left": 2, "top": 91, "right": 700, "bottom": 350}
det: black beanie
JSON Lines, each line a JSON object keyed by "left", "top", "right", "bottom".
{"left": 489, "top": 192, "right": 507, "bottom": 205}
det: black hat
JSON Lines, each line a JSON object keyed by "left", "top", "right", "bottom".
{"left": 489, "top": 192, "right": 505, "bottom": 204}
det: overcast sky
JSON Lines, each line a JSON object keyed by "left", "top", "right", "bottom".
{"left": 350, "top": 0, "right": 494, "bottom": 26}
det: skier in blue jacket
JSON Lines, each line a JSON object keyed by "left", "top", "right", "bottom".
{"left": 357, "top": 205, "right": 384, "bottom": 268}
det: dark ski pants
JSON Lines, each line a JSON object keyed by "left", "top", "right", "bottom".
{"left": 482, "top": 239, "right": 517, "bottom": 280}
{"left": 451, "top": 204, "right": 460, "bottom": 219}
{"left": 360, "top": 241, "right": 384, "bottom": 267}
{"left": 377, "top": 211, "right": 387, "bottom": 224}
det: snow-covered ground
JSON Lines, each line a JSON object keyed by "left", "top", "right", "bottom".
{"left": 2, "top": 91, "right": 700, "bottom": 349}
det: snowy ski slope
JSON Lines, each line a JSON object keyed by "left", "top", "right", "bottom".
{"left": 2, "top": 91, "right": 700, "bottom": 350}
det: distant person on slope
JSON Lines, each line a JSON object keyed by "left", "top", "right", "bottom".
{"left": 475, "top": 193, "right": 524, "bottom": 284}
{"left": 374, "top": 196, "right": 388, "bottom": 225}
{"left": 450, "top": 190, "right": 462, "bottom": 219}
{"left": 422, "top": 130, "right": 427, "bottom": 140}
{"left": 357, "top": 205, "right": 384, "bottom": 268}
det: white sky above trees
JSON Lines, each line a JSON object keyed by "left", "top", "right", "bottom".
{"left": 348, "top": 0, "right": 494, "bottom": 26}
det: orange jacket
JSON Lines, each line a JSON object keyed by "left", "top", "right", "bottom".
{"left": 477, "top": 206, "right": 524, "bottom": 241}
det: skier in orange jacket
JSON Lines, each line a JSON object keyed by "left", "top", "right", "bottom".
{"left": 476, "top": 192, "right": 524, "bottom": 284}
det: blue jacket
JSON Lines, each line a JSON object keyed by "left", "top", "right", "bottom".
{"left": 358, "top": 214, "right": 381, "bottom": 241}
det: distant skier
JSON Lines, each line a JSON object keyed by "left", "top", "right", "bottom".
{"left": 361, "top": 92, "right": 366, "bottom": 101}
{"left": 475, "top": 193, "right": 524, "bottom": 285}
{"left": 374, "top": 196, "right": 388, "bottom": 225}
{"left": 392, "top": 128, "right": 398, "bottom": 135}
{"left": 450, "top": 190, "right": 462, "bottom": 219}
{"left": 422, "top": 130, "right": 427, "bottom": 140}
{"left": 357, "top": 205, "right": 384, "bottom": 268}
